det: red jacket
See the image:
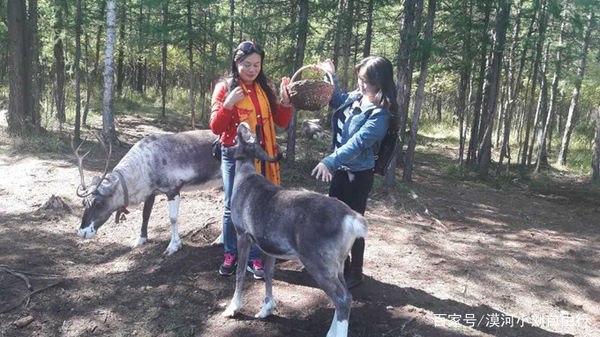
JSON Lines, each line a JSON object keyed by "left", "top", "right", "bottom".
{"left": 210, "top": 81, "right": 293, "bottom": 147}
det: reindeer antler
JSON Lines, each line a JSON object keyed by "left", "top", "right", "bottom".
{"left": 71, "top": 136, "right": 91, "bottom": 197}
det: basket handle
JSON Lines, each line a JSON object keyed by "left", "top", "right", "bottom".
{"left": 290, "top": 65, "right": 334, "bottom": 85}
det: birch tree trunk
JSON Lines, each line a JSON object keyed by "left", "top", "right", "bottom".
{"left": 102, "top": 0, "right": 117, "bottom": 142}
{"left": 557, "top": 11, "right": 594, "bottom": 166}
{"left": 403, "top": 0, "right": 437, "bottom": 182}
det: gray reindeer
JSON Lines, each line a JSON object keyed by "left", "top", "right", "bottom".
{"left": 74, "top": 130, "right": 221, "bottom": 255}
{"left": 221, "top": 123, "right": 366, "bottom": 337}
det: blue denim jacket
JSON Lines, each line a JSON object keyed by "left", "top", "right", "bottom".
{"left": 321, "top": 76, "right": 390, "bottom": 172}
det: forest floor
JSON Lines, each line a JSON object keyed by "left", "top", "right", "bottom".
{"left": 0, "top": 111, "right": 598, "bottom": 337}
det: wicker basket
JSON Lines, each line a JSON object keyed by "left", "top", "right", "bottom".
{"left": 286, "top": 65, "right": 334, "bottom": 111}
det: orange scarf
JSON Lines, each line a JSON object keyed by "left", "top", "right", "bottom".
{"left": 236, "top": 82, "right": 281, "bottom": 185}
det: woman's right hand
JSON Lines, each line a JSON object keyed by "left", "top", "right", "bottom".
{"left": 315, "top": 59, "right": 335, "bottom": 75}
{"left": 223, "top": 87, "right": 245, "bottom": 110}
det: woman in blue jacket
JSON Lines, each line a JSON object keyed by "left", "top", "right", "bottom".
{"left": 312, "top": 56, "right": 398, "bottom": 289}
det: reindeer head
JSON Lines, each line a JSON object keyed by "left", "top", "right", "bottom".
{"left": 233, "top": 122, "right": 282, "bottom": 163}
{"left": 73, "top": 133, "right": 118, "bottom": 239}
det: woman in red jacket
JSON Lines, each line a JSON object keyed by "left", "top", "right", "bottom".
{"left": 210, "top": 41, "right": 292, "bottom": 279}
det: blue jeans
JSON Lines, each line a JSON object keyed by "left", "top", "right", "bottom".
{"left": 221, "top": 146, "right": 261, "bottom": 261}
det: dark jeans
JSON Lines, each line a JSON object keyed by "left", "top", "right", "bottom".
{"left": 221, "top": 146, "right": 261, "bottom": 261}
{"left": 328, "top": 169, "right": 374, "bottom": 273}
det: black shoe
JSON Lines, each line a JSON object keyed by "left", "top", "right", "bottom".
{"left": 219, "top": 253, "right": 237, "bottom": 276}
{"left": 344, "top": 272, "right": 364, "bottom": 289}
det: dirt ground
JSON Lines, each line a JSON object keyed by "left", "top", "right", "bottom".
{"left": 0, "top": 113, "right": 598, "bottom": 337}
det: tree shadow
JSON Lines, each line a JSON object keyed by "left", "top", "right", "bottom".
{"left": 274, "top": 268, "right": 570, "bottom": 337}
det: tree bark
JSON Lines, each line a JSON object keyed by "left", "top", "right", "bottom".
{"left": 28, "top": 0, "right": 40, "bottom": 128}
{"left": 102, "top": 0, "right": 117, "bottom": 142}
{"left": 53, "top": 0, "right": 65, "bottom": 125}
{"left": 332, "top": 0, "right": 345, "bottom": 69}
{"left": 161, "top": 0, "right": 168, "bottom": 117}
{"left": 520, "top": 0, "right": 547, "bottom": 169}
{"left": 116, "top": 0, "right": 126, "bottom": 98}
{"left": 84, "top": 1, "right": 105, "bottom": 125}
{"left": 403, "top": 0, "right": 437, "bottom": 182}
{"left": 228, "top": 0, "right": 234, "bottom": 58}
{"left": 74, "top": 0, "right": 82, "bottom": 143}
{"left": 286, "top": 0, "right": 308, "bottom": 163}
{"left": 7, "top": 0, "right": 31, "bottom": 134}
{"left": 466, "top": 1, "right": 492, "bottom": 167}
{"left": 383, "top": 0, "right": 417, "bottom": 190}
{"left": 363, "top": 0, "right": 374, "bottom": 57}
{"left": 537, "top": 11, "right": 566, "bottom": 171}
{"left": 592, "top": 109, "right": 600, "bottom": 180}
{"left": 341, "top": 0, "right": 354, "bottom": 91}
{"left": 187, "top": 0, "right": 195, "bottom": 129}
{"left": 557, "top": 11, "right": 594, "bottom": 166}
{"left": 477, "top": 0, "right": 511, "bottom": 176}
{"left": 457, "top": 0, "right": 473, "bottom": 166}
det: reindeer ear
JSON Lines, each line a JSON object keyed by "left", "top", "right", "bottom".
{"left": 97, "top": 175, "right": 117, "bottom": 196}
{"left": 237, "top": 122, "right": 256, "bottom": 144}
{"left": 91, "top": 176, "right": 102, "bottom": 186}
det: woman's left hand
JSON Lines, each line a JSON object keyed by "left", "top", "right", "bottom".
{"left": 312, "top": 162, "right": 332, "bottom": 183}
{"left": 280, "top": 77, "right": 291, "bottom": 106}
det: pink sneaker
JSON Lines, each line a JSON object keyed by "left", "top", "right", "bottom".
{"left": 219, "top": 253, "right": 237, "bottom": 276}
{"left": 247, "top": 259, "right": 265, "bottom": 279}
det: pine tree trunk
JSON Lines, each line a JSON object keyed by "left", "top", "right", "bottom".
{"left": 363, "top": 0, "right": 373, "bottom": 57}
{"left": 498, "top": 0, "right": 529, "bottom": 171}
{"left": 457, "top": 0, "right": 473, "bottom": 166}
{"left": 135, "top": 1, "right": 144, "bottom": 93}
{"left": 187, "top": 0, "right": 195, "bottom": 129}
{"left": 592, "top": 109, "right": 600, "bottom": 180}
{"left": 403, "top": 0, "right": 437, "bottom": 182}
{"left": 7, "top": 0, "right": 30, "bottom": 134}
{"left": 520, "top": 0, "right": 547, "bottom": 169}
{"left": 532, "top": 40, "right": 552, "bottom": 171}
{"left": 102, "top": 0, "right": 117, "bottom": 142}
{"left": 84, "top": 1, "right": 105, "bottom": 124}
{"left": 332, "top": 0, "right": 345, "bottom": 69}
{"left": 557, "top": 12, "right": 594, "bottom": 166}
{"left": 228, "top": 0, "right": 234, "bottom": 58}
{"left": 286, "top": 0, "right": 308, "bottom": 163}
{"left": 477, "top": 0, "right": 511, "bottom": 176}
{"left": 53, "top": 1, "right": 65, "bottom": 125}
{"left": 161, "top": 1, "right": 168, "bottom": 117}
{"left": 28, "top": 0, "right": 41, "bottom": 128}
{"left": 341, "top": 0, "right": 354, "bottom": 91}
{"left": 383, "top": 0, "right": 417, "bottom": 190}
{"left": 466, "top": 2, "right": 492, "bottom": 167}
{"left": 74, "top": 0, "right": 82, "bottom": 143}
{"left": 539, "top": 11, "right": 566, "bottom": 168}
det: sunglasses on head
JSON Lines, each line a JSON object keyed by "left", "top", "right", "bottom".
{"left": 237, "top": 41, "right": 262, "bottom": 54}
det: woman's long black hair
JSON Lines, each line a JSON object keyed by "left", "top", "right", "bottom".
{"left": 227, "top": 41, "right": 278, "bottom": 114}
{"left": 354, "top": 56, "right": 398, "bottom": 130}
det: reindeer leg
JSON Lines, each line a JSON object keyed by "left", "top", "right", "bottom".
{"left": 135, "top": 194, "right": 155, "bottom": 247}
{"left": 222, "top": 232, "right": 251, "bottom": 317}
{"left": 302, "top": 257, "right": 351, "bottom": 337}
{"left": 256, "top": 254, "right": 276, "bottom": 318}
{"left": 163, "top": 194, "right": 183, "bottom": 255}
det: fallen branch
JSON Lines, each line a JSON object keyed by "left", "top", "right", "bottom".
{"left": 0, "top": 281, "right": 62, "bottom": 314}
{"left": 0, "top": 266, "right": 33, "bottom": 291}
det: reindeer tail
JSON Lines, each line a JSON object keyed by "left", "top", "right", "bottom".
{"left": 343, "top": 214, "right": 368, "bottom": 239}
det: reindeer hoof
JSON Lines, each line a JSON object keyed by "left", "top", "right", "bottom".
{"left": 255, "top": 299, "right": 275, "bottom": 319}
{"left": 163, "top": 239, "right": 182, "bottom": 255}
{"left": 221, "top": 304, "right": 240, "bottom": 318}
{"left": 134, "top": 236, "right": 148, "bottom": 247}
